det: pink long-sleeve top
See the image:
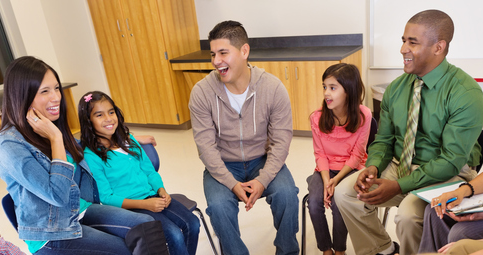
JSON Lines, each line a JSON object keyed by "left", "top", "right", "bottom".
{"left": 310, "top": 105, "right": 372, "bottom": 172}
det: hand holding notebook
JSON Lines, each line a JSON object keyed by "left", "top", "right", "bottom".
{"left": 412, "top": 181, "right": 483, "bottom": 215}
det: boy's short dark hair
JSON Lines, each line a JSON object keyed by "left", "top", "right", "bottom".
{"left": 208, "top": 20, "right": 248, "bottom": 49}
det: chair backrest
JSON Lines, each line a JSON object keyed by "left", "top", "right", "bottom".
{"left": 476, "top": 130, "right": 483, "bottom": 173}
{"left": 2, "top": 193, "right": 18, "bottom": 231}
{"left": 140, "top": 143, "right": 160, "bottom": 172}
{"left": 367, "top": 117, "right": 378, "bottom": 151}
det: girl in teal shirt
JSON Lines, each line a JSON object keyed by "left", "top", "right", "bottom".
{"left": 79, "top": 91, "right": 200, "bottom": 255}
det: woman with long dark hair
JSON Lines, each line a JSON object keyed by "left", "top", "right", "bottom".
{"left": 0, "top": 56, "right": 166, "bottom": 255}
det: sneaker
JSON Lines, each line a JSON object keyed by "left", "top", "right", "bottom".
{"left": 376, "top": 241, "right": 399, "bottom": 255}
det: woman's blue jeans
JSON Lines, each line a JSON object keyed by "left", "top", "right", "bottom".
{"left": 203, "top": 155, "right": 299, "bottom": 255}
{"left": 131, "top": 197, "right": 200, "bottom": 255}
{"left": 35, "top": 203, "right": 156, "bottom": 255}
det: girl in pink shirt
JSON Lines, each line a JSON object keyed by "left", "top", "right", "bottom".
{"left": 307, "top": 63, "right": 372, "bottom": 255}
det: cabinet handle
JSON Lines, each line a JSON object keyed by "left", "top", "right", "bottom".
{"left": 117, "top": 20, "right": 121, "bottom": 31}
{"left": 295, "top": 67, "right": 298, "bottom": 80}
{"left": 126, "top": 19, "right": 131, "bottom": 31}
{"left": 285, "top": 67, "right": 288, "bottom": 80}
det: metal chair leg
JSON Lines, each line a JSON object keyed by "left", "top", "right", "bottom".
{"left": 301, "top": 193, "right": 309, "bottom": 255}
{"left": 194, "top": 208, "right": 219, "bottom": 255}
{"left": 382, "top": 207, "right": 390, "bottom": 228}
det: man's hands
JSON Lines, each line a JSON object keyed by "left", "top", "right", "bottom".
{"left": 354, "top": 166, "right": 378, "bottom": 194}
{"left": 354, "top": 166, "right": 402, "bottom": 205}
{"left": 232, "top": 180, "right": 265, "bottom": 212}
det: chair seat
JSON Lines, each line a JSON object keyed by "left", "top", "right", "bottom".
{"left": 171, "top": 194, "right": 197, "bottom": 212}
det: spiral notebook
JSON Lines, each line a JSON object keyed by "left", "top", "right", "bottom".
{"left": 411, "top": 181, "right": 483, "bottom": 215}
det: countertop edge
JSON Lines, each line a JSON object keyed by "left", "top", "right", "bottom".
{"left": 170, "top": 46, "right": 363, "bottom": 64}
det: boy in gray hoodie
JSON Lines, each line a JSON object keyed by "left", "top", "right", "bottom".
{"left": 189, "top": 21, "right": 299, "bottom": 255}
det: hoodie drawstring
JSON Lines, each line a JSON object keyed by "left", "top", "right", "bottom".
{"left": 216, "top": 96, "right": 221, "bottom": 137}
{"left": 253, "top": 93, "right": 256, "bottom": 134}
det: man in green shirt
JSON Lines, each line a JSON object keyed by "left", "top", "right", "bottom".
{"left": 334, "top": 9, "right": 483, "bottom": 255}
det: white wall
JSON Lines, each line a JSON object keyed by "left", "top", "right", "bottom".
{"left": 0, "top": 0, "right": 109, "bottom": 104}
{"left": 194, "top": 0, "right": 366, "bottom": 38}
{"left": 194, "top": 0, "right": 483, "bottom": 107}
{"left": 6, "top": 0, "right": 469, "bottom": 111}
{"left": 194, "top": 0, "right": 396, "bottom": 107}
{"left": 371, "top": 0, "right": 483, "bottom": 73}
{"left": 3, "top": 0, "right": 60, "bottom": 71}
{"left": 40, "top": 0, "right": 109, "bottom": 101}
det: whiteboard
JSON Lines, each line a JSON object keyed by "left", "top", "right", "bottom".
{"left": 370, "top": 0, "right": 483, "bottom": 77}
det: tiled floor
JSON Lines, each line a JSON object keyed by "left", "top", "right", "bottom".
{"left": 0, "top": 126, "right": 397, "bottom": 254}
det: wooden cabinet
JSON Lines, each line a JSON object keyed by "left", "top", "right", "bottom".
{"left": 87, "top": 0, "right": 199, "bottom": 125}
{"left": 252, "top": 50, "right": 361, "bottom": 131}
{"left": 248, "top": 61, "right": 296, "bottom": 126}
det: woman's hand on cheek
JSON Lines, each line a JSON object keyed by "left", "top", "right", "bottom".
{"left": 27, "top": 108, "right": 62, "bottom": 141}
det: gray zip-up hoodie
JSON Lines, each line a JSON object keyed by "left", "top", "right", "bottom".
{"left": 189, "top": 65, "right": 293, "bottom": 190}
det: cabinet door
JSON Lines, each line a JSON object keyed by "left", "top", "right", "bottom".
{"left": 341, "top": 50, "right": 362, "bottom": 73}
{"left": 250, "top": 62, "right": 296, "bottom": 127}
{"left": 157, "top": 0, "right": 201, "bottom": 124}
{"left": 291, "top": 61, "right": 339, "bottom": 131}
{"left": 87, "top": 0, "right": 146, "bottom": 123}
{"left": 121, "top": 0, "right": 179, "bottom": 124}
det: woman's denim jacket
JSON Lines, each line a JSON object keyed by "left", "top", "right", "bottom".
{"left": 0, "top": 127, "right": 99, "bottom": 241}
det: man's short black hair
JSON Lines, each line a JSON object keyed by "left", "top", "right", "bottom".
{"left": 208, "top": 20, "right": 249, "bottom": 49}
{"left": 408, "top": 9, "right": 454, "bottom": 55}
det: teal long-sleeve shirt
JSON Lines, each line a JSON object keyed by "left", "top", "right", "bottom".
{"left": 84, "top": 135, "right": 164, "bottom": 208}
{"left": 367, "top": 58, "right": 483, "bottom": 194}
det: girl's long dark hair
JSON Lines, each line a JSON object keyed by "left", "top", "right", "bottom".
{"left": 1, "top": 56, "right": 83, "bottom": 162}
{"left": 78, "top": 91, "right": 140, "bottom": 162}
{"left": 318, "top": 63, "right": 365, "bottom": 134}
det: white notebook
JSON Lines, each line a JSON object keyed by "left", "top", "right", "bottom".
{"left": 412, "top": 181, "right": 483, "bottom": 215}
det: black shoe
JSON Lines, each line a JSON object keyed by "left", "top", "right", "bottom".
{"left": 376, "top": 241, "right": 399, "bottom": 255}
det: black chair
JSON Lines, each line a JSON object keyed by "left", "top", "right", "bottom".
{"left": 2, "top": 193, "right": 18, "bottom": 231}
{"left": 301, "top": 117, "right": 378, "bottom": 255}
{"left": 140, "top": 143, "right": 219, "bottom": 255}
{"left": 475, "top": 130, "right": 483, "bottom": 173}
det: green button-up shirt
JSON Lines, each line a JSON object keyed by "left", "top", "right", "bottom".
{"left": 367, "top": 58, "right": 483, "bottom": 193}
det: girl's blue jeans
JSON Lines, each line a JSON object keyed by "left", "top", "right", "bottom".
{"left": 131, "top": 197, "right": 200, "bottom": 255}
{"left": 203, "top": 155, "right": 299, "bottom": 255}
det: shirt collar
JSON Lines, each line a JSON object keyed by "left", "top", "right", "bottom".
{"left": 418, "top": 58, "right": 449, "bottom": 90}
